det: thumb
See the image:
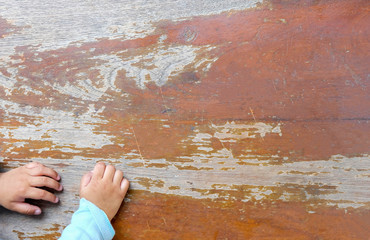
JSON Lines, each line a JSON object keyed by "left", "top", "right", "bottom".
{"left": 11, "top": 202, "right": 42, "bottom": 215}
{"left": 80, "top": 171, "right": 93, "bottom": 190}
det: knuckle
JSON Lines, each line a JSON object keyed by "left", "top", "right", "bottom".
{"left": 39, "top": 190, "right": 47, "bottom": 199}
{"left": 39, "top": 165, "right": 46, "bottom": 172}
{"left": 28, "top": 161, "right": 39, "bottom": 167}
{"left": 41, "top": 177, "right": 49, "bottom": 184}
{"left": 33, "top": 166, "right": 43, "bottom": 175}
{"left": 108, "top": 165, "right": 115, "bottom": 170}
{"left": 25, "top": 206, "right": 34, "bottom": 215}
{"left": 23, "top": 163, "right": 31, "bottom": 169}
{"left": 18, "top": 186, "right": 27, "bottom": 195}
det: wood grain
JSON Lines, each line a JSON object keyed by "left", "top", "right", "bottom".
{"left": 0, "top": 0, "right": 369, "bottom": 239}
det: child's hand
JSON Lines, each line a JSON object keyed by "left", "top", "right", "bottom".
{"left": 0, "top": 162, "right": 62, "bottom": 215}
{"left": 79, "top": 162, "right": 129, "bottom": 221}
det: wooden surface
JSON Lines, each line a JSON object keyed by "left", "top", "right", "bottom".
{"left": 0, "top": 0, "right": 369, "bottom": 239}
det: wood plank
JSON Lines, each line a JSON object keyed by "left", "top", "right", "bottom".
{"left": 0, "top": 0, "right": 369, "bottom": 239}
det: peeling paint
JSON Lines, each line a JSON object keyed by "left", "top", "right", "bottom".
{"left": 211, "top": 121, "right": 282, "bottom": 140}
{"left": 120, "top": 153, "right": 370, "bottom": 208}
{"left": 91, "top": 44, "right": 218, "bottom": 91}
{"left": 0, "top": 0, "right": 369, "bottom": 239}
{"left": 0, "top": 100, "right": 114, "bottom": 149}
{"left": 0, "top": 0, "right": 262, "bottom": 55}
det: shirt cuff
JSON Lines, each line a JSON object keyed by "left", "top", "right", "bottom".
{"left": 80, "top": 198, "right": 115, "bottom": 240}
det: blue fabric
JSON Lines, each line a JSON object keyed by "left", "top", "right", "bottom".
{"left": 59, "top": 198, "right": 115, "bottom": 240}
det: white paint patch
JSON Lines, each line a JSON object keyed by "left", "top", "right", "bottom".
{"left": 0, "top": 0, "right": 262, "bottom": 56}
{"left": 92, "top": 44, "right": 218, "bottom": 91}
{"left": 211, "top": 121, "right": 282, "bottom": 140}
{"left": 122, "top": 45, "right": 203, "bottom": 88}
{"left": 191, "top": 132, "right": 213, "bottom": 144}
{"left": 121, "top": 154, "right": 370, "bottom": 209}
{"left": 198, "top": 147, "right": 214, "bottom": 152}
{"left": 52, "top": 80, "right": 111, "bottom": 102}
{"left": 0, "top": 72, "right": 17, "bottom": 96}
{"left": 0, "top": 100, "right": 114, "bottom": 149}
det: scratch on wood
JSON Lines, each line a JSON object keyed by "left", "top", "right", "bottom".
{"left": 131, "top": 125, "right": 146, "bottom": 166}
{"left": 249, "top": 107, "right": 257, "bottom": 123}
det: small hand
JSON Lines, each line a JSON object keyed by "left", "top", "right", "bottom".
{"left": 0, "top": 162, "right": 63, "bottom": 215}
{"left": 80, "top": 162, "right": 129, "bottom": 221}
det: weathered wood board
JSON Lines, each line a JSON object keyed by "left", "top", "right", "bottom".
{"left": 0, "top": 0, "right": 369, "bottom": 239}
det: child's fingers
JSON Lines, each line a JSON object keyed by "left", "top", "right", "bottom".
{"left": 25, "top": 188, "right": 59, "bottom": 204}
{"left": 93, "top": 162, "right": 106, "bottom": 179}
{"left": 29, "top": 176, "right": 63, "bottom": 191}
{"left": 11, "top": 202, "right": 42, "bottom": 215}
{"left": 113, "top": 169, "right": 124, "bottom": 185}
{"left": 120, "top": 178, "right": 130, "bottom": 193}
{"left": 103, "top": 165, "right": 116, "bottom": 181}
{"left": 26, "top": 162, "right": 60, "bottom": 181}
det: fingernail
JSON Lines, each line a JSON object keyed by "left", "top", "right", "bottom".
{"left": 34, "top": 209, "right": 41, "bottom": 215}
{"left": 57, "top": 175, "right": 61, "bottom": 181}
{"left": 54, "top": 197, "right": 59, "bottom": 203}
{"left": 59, "top": 185, "right": 63, "bottom": 191}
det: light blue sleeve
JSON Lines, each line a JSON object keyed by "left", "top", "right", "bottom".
{"left": 59, "top": 198, "right": 115, "bottom": 240}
